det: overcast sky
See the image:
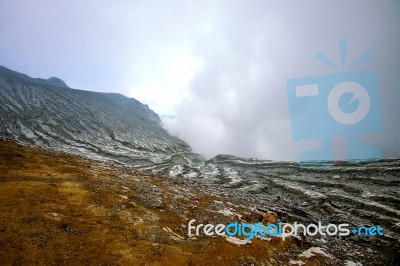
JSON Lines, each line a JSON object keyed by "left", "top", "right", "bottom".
{"left": 1, "top": 0, "right": 399, "bottom": 161}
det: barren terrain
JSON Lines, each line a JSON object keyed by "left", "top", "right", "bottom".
{"left": 0, "top": 138, "right": 338, "bottom": 265}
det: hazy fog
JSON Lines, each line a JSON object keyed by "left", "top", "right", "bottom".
{"left": 1, "top": 0, "right": 399, "bottom": 160}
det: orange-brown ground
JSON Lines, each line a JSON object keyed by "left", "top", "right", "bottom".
{"left": 0, "top": 138, "right": 331, "bottom": 265}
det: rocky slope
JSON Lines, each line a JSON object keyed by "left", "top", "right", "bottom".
{"left": 1, "top": 138, "right": 322, "bottom": 265}
{"left": 0, "top": 66, "right": 399, "bottom": 264}
{"left": 158, "top": 156, "right": 400, "bottom": 262}
{"left": 0, "top": 66, "right": 196, "bottom": 165}
{"left": 1, "top": 135, "right": 398, "bottom": 265}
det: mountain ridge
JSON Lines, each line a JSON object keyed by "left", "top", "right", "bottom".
{"left": 0, "top": 66, "right": 70, "bottom": 88}
{"left": 0, "top": 65, "right": 195, "bottom": 166}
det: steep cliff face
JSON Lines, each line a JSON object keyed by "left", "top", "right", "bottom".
{"left": 0, "top": 66, "right": 192, "bottom": 164}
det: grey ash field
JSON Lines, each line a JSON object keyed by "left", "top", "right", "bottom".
{"left": 0, "top": 66, "right": 399, "bottom": 265}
